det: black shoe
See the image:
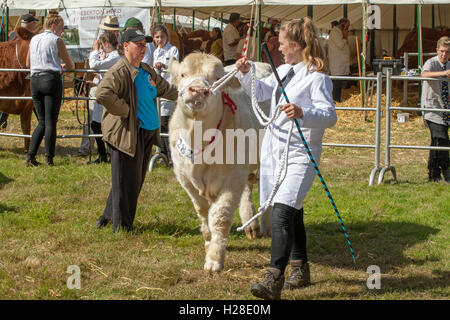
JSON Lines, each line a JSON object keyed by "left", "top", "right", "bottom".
{"left": 96, "top": 215, "right": 110, "bottom": 228}
{"left": 0, "top": 120, "right": 6, "bottom": 129}
{"left": 443, "top": 170, "right": 450, "bottom": 183}
{"left": 26, "top": 155, "right": 41, "bottom": 167}
{"left": 251, "top": 267, "right": 284, "bottom": 300}
{"left": 428, "top": 169, "right": 442, "bottom": 182}
{"left": 46, "top": 156, "right": 54, "bottom": 166}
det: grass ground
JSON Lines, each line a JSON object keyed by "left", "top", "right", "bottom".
{"left": 0, "top": 86, "right": 449, "bottom": 300}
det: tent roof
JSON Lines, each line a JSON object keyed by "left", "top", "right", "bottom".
{"left": 5, "top": 0, "right": 450, "bottom": 10}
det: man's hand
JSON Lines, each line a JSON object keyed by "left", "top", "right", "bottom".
{"left": 236, "top": 57, "right": 251, "bottom": 74}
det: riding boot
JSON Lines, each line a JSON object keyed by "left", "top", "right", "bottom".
{"left": 283, "top": 260, "right": 311, "bottom": 290}
{"left": 26, "top": 154, "right": 41, "bottom": 167}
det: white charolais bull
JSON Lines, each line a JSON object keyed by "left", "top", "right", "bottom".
{"left": 168, "top": 53, "right": 271, "bottom": 272}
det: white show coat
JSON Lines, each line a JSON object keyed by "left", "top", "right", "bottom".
{"left": 328, "top": 26, "right": 350, "bottom": 76}
{"left": 236, "top": 62, "right": 337, "bottom": 210}
{"left": 88, "top": 49, "right": 120, "bottom": 122}
{"left": 153, "top": 42, "right": 179, "bottom": 116}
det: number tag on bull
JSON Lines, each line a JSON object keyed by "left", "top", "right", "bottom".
{"left": 176, "top": 135, "right": 198, "bottom": 162}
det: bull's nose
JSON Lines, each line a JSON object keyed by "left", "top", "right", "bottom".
{"left": 188, "top": 86, "right": 210, "bottom": 97}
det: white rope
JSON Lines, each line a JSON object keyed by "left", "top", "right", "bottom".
{"left": 177, "top": 61, "right": 294, "bottom": 232}
{"left": 236, "top": 62, "right": 292, "bottom": 232}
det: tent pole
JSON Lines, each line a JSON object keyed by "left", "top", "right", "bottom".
{"left": 344, "top": 4, "right": 348, "bottom": 18}
{"left": 418, "top": 4, "right": 422, "bottom": 70}
{"left": 220, "top": 13, "right": 223, "bottom": 31}
{"left": 207, "top": 16, "right": 210, "bottom": 31}
{"left": 192, "top": 10, "right": 195, "bottom": 32}
{"left": 393, "top": 4, "right": 398, "bottom": 57}
{"left": 257, "top": 0, "right": 262, "bottom": 62}
{"left": 432, "top": 4, "right": 435, "bottom": 29}
{"left": 361, "top": 1, "right": 367, "bottom": 108}
{"left": 157, "top": 0, "right": 161, "bottom": 25}
{"left": 308, "top": 5, "right": 313, "bottom": 19}
{"left": 5, "top": 6, "right": 8, "bottom": 41}
{"left": 173, "top": 8, "right": 176, "bottom": 31}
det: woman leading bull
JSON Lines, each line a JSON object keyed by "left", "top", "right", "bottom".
{"left": 235, "top": 17, "right": 337, "bottom": 299}
{"left": 25, "top": 13, "right": 74, "bottom": 166}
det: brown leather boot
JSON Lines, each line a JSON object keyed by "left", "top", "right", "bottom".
{"left": 283, "top": 260, "right": 310, "bottom": 290}
{"left": 251, "top": 267, "right": 284, "bottom": 300}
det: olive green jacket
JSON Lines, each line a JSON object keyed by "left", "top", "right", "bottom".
{"left": 96, "top": 57, "right": 178, "bottom": 157}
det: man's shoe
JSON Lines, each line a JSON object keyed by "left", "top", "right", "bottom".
{"left": 284, "top": 260, "right": 311, "bottom": 290}
{"left": 46, "top": 156, "right": 54, "bottom": 166}
{"left": 428, "top": 169, "right": 441, "bottom": 182}
{"left": 96, "top": 215, "right": 110, "bottom": 228}
{"left": 26, "top": 155, "right": 41, "bottom": 167}
{"left": 251, "top": 267, "right": 284, "bottom": 300}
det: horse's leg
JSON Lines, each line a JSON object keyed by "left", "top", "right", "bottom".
{"left": 20, "top": 101, "right": 33, "bottom": 153}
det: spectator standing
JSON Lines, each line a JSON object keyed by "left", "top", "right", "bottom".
{"left": 421, "top": 36, "right": 450, "bottom": 183}
{"left": 25, "top": 13, "right": 74, "bottom": 166}
{"left": 88, "top": 32, "right": 121, "bottom": 164}
{"left": 95, "top": 29, "right": 178, "bottom": 232}
{"left": 209, "top": 27, "right": 223, "bottom": 61}
{"left": 121, "top": 17, "right": 155, "bottom": 67}
{"left": 152, "top": 25, "right": 179, "bottom": 167}
{"left": 223, "top": 13, "right": 241, "bottom": 66}
{"left": 328, "top": 18, "right": 350, "bottom": 102}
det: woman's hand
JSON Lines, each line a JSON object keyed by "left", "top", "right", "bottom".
{"left": 92, "top": 40, "right": 100, "bottom": 51}
{"left": 280, "top": 103, "right": 303, "bottom": 119}
{"left": 236, "top": 57, "right": 251, "bottom": 74}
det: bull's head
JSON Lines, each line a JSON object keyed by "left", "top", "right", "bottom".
{"left": 168, "top": 52, "right": 239, "bottom": 114}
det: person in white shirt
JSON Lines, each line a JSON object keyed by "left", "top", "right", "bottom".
{"left": 235, "top": 17, "right": 337, "bottom": 300}
{"left": 25, "top": 13, "right": 74, "bottom": 167}
{"left": 152, "top": 25, "right": 179, "bottom": 166}
{"left": 327, "top": 18, "right": 351, "bottom": 102}
{"left": 88, "top": 32, "right": 120, "bottom": 164}
{"left": 222, "top": 12, "right": 241, "bottom": 66}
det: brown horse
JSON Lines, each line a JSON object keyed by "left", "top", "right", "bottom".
{"left": 0, "top": 27, "right": 36, "bottom": 152}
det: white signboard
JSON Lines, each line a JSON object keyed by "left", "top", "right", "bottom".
{"left": 59, "top": 7, "right": 151, "bottom": 62}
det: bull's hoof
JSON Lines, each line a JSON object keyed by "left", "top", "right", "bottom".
{"left": 204, "top": 260, "right": 223, "bottom": 272}
{"left": 244, "top": 224, "right": 260, "bottom": 239}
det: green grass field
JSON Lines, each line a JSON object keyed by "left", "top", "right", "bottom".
{"left": 0, "top": 107, "right": 449, "bottom": 300}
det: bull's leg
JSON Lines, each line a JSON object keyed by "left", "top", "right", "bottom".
{"left": 239, "top": 183, "right": 260, "bottom": 239}
{"left": 205, "top": 187, "right": 243, "bottom": 272}
{"left": 174, "top": 172, "right": 211, "bottom": 249}
{"left": 20, "top": 107, "right": 32, "bottom": 153}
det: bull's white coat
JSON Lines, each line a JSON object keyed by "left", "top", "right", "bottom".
{"left": 168, "top": 53, "right": 270, "bottom": 272}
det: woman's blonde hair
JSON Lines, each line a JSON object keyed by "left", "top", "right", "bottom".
{"left": 44, "top": 12, "right": 64, "bottom": 30}
{"left": 280, "top": 17, "right": 327, "bottom": 73}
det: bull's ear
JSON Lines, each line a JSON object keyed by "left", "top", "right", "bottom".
{"left": 167, "top": 58, "right": 181, "bottom": 86}
{"left": 16, "top": 27, "right": 35, "bottom": 41}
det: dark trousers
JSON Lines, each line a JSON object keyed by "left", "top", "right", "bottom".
{"left": 0, "top": 112, "right": 8, "bottom": 126}
{"left": 270, "top": 202, "right": 307, "bottom": 274}
{"left": 91, "top": 121, "right": 107, "bottom": 159}
{"left": 160, "top": 115, "right": 171, "bottom": 163}
{"left": 28, "top": 72, "right": 62, "bottom": 158}
{"left": 332, "top": 79, "right": 344, "bottom": 102}
{"left": 102, "top": 128, "right": 157, "bottom": 232}
{"left": 426, "top": 120, "right": 449, "bottom": 175}
{"left": 224, "top": 59, "right": 236, "bottom": 66}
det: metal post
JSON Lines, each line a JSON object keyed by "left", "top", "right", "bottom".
{"left": 5, "top": 6, "right": 8, "bottom": 41}
{"left": 403, "top": 52, "right": 408, "bottom": 107}
{"left": 361, "top": 2, "right": 367, "bottom": 107}
{"left": 369, "top": 72, "right": 383, "bottom": 186}
{"left": 378, "top": 68, "right": 397, "bottom": 184}
{"left": 393, "top": 4, "right": 398, "bottom": 57}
